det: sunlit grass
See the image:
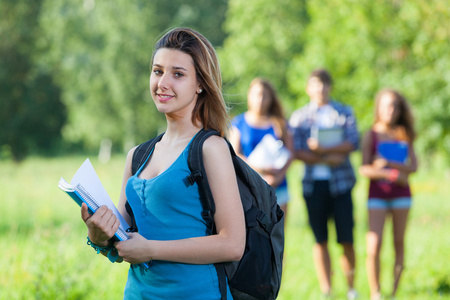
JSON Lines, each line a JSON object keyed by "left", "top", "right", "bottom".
{"left": 0, "top": 155, "right": 448, "bottom": 299}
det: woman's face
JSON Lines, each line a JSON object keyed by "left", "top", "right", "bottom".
{"left": 150, "top": 48, "right": 201, "bottom": 117}
{"left": 378, "top": 92, "right": 401, "bottom": 125}
{"left": 247, "top": 83, "right": 271, "bottom": 115}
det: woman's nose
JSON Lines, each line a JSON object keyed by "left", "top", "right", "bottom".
{"left": 158, "top": 74, "right": 170, "bottom": 90}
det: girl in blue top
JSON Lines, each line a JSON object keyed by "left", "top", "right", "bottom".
{"left": 80, "top": 28, "right": 245, "bottom": 299}
{"left": 229, "top": 78, "right": 293, "bottom": 217}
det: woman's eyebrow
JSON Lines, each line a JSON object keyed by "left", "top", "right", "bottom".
{"left": 152, "top": 63, "right": 187, "bottom": 71}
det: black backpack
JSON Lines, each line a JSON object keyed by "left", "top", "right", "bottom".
{"left": 126, "top": 128, "right": 285, "bottom": 300}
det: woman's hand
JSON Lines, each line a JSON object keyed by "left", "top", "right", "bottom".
{"left": 373, "top": 156, "right": 389, "bottom": 169}
{"left": 115, "top": 232, "right": 151, "bottom": 264}
{"left": 81, "top": 204, "right": 120, "bottom": 246}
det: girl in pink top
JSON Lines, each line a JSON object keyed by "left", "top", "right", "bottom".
{"left": 359, "top": 89, "right": 418, "bottom": 300}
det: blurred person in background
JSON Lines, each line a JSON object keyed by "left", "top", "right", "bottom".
{"left": 229, "top": 77, "right": 293, "bottom": 221}
{"left": 289, "top": 69, "right": 359, "bottom": 299}
{"left": 359, "top": 89, "right": 418, "bottom": 300}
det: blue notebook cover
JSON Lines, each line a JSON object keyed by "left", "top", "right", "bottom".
{"left": 378, "top": 141, "right": 409, "bottom": 164}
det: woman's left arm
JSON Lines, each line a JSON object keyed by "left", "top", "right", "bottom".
{"left": 384, "top": 141, "right": 418, "bottom": 174}
{"left": 115, "top": 135, "right": 246, "bottom": 265}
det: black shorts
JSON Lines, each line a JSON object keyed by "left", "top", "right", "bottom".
{"left": 304, "top": 180, "right": 354, "bottom": 244}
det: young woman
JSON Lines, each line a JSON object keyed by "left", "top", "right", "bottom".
{"left": 80, "top": 28, "right": 245, "bottom": 299}
{"left": 359, "top": 89, "right": 418, "bottom": 300}
{"left": 229, "top": 78, "right": 293, "bottom": 215}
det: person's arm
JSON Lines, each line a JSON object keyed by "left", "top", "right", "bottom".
{"left": 114, "top": 135, "right": 246, "bottom": 265}
{"left": 359, "top": 132, "right": 410, "bottom": 185}
{"left": 80, "top": 148, "right": 136, "bottom": 261}
{"left": 377, "top": 141, "right": 418, "bottom": 174}
{"left": 229, "top": 125, "right": 246, "bottom": 161}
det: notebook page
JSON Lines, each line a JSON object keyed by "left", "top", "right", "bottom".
{"left": 71, "top": 159, "right": 130, "bottom": 233}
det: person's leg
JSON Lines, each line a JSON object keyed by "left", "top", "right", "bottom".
{"left": 333, "top": 190, "right": 356, "bottom": 296}
{"left": 340, "top": 242, "right": 355, "bottom": 288}
{"left": 304, "top": 181, "right": 332, "bottom": 295}
{"left": 391, "top": 206, "right": 410, "bottom": 297}
{"left": 313, "top": 241, "right": 332, "bottom": 295}
{"left": 366, "top": 206, "right": 388, "bottom": 300}
{"left": 275, "top": 185, "right": 289, "bottom": 230}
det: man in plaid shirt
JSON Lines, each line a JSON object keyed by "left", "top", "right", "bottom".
{"left": 289, "top": 69, "right": 359, "bottom": 299}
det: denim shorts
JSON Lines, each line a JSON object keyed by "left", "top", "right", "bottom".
{"left": 275, "top": 186, "right": 290, "bottom": 206}
{"left": 368, "top": 197, "right": 412, "bottom": 210}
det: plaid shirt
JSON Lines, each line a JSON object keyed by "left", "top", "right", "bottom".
{"left": 289, "top": 100, "right": 359, "bottom": 197}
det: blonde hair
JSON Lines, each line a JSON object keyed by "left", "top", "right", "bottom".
{"left": 153, "top": 28, "right": 229, "bottom": 136}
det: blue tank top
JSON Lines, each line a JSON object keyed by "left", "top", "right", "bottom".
{"left": 232, "top": 113, "right": 287, "bottom": 188}
{"left": 124, "top": 137, "right": 232, "bottom": 299}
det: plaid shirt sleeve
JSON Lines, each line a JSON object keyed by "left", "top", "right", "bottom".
{"left": 289, "top": 107, "right": 311, "bottom": 151}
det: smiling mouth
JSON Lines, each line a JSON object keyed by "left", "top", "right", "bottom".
{"left": 156, "top": 93, "right": 174, "bottom": 101}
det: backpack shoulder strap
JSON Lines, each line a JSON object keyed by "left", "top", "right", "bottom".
{"left": 131, "top": 132, "right": 165, "bottom": 175}
{"left": 186, "top": 128, "right": 221, "bottom": 224}
{"left": 126, "top": 132, "right": 165, "bottom": 232}
{"left": 186, "top": 128, "right": 228, "bottom": 300}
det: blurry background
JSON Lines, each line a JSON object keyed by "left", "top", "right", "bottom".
{"left": 0, "top": 0, "right": 449, "bottom": 299}
{"left": 1, "top": 0, "right": 449, "bottom": 163}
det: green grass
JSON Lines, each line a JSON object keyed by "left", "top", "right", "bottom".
{"left": 0, "top": 155, "right": 448, "bottom": 299}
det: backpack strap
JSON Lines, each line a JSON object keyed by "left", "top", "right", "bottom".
{"left": 126, "top": 132, "right": 165, "bottom": 232}
{"left": 186, "top": 128, "right": 221, "bottom": 225}
{"left": 186, "top": 128, "right": 228, "bottom": 300}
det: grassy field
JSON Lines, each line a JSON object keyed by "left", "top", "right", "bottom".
{"left": 0, "top": 154, "right": 448, "bottom": 299}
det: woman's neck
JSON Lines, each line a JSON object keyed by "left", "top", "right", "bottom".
{"left": 245, "top": 111, "right": 271, "bottom": 127}
{"left": 164, "top": 117, "right": 202, "bottom": 142}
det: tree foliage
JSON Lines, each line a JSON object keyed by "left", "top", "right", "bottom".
{"left": 222, "top": 0, "right": 450, "bottom": 163}
{"left": 1, "top": 0, "right": 449, "bottom": 163}
{"left": 220, "top": 0, "right": 308, "bottom": 114}
{"left": 0, "top": 0, "right": 66, "bottom": 161}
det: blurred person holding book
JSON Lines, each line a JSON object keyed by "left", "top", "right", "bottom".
{"left": 80, "top": 27, "right": 245, "bottom": 299}
{"left": 229, "top": 78, "right": 293, "bottom": 217}
{"left": 359, "top": 89, "right": 418, "bottom": 300}
{"left": 289, "top": 69, "right": 359, "bottom": 299}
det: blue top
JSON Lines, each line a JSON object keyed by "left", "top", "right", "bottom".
{"left": 289, "top": 100, "right": 359, "bottom": 197}
{"left": 231, "top": 113, "right": 287, "bottom": 189}
{"left": 124, "top": 137, "right": 232, "bottom": 299}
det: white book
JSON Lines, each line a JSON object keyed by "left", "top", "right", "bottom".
{"left": 58, "top": 159, "right": 130, "bottom": 241}
{"left": 58, "top": 158, "right": 150, "bottom": 268}
{"left": 247, "top": 134, "right": 291, "bottom": 170}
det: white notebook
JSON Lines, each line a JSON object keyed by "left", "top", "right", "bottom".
{"left": 58, "top": 158, "right": 130, "bottom": 241}
{"left": 247, "top": 134, "right": 291, "bottom": 170}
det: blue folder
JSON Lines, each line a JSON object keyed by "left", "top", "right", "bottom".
{"left": 378, "top": 141, "right": 409, "bottom": 164}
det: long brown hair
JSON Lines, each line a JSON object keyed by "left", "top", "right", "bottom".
{"left": 374, "top": 88, "right": 416, "bottom": 142}
{"left": 248, "top": 78, "right": 289, "bottom": 143}
{"left": 153, "top": 28, "right": 229, "bottom": 136}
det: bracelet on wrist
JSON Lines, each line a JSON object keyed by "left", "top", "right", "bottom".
{"left": 387, "top": 169, "right": 400, "bottom": 183}
{"left": 87, "top": 236, "right": 119, "bottom": 263}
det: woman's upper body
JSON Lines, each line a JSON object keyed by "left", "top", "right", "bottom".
{"left": 229, "top": 78, "right": 293, "bottom": 188}
{"left": 289, "top": 69, "right": 359, "bottom": 197}
{"left": 122, "top": 132, "right": 234, "bottom": 299}
{"left": 359, "top": 89, "right": 418, "bottom": 199}
{"left": 81, "top": 27, "right": 246, "bottom": 269}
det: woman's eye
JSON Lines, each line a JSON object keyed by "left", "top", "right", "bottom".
{"left": 153, "top": 69, "right": 162, "bottom": 75}
{"left": 174, "top": 72, "right": 184, "bottom": 78}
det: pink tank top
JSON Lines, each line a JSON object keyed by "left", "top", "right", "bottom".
{"left": 368, "top": 130, "right": 411, "bottom": 199}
